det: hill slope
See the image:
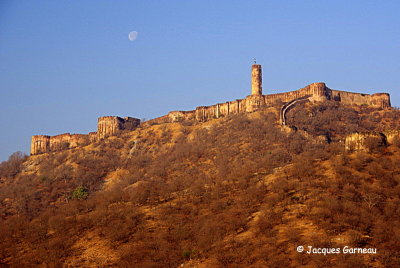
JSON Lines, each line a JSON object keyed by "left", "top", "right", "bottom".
{"left": 1, "top": 103, "right": 400, "bottom": 267}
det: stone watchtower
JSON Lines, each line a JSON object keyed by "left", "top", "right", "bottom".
{"left": 251, "top": 64, "right": 262, "bottom": 95}
{"left": 246, "top": 63, "right": 265, "bottom": 112}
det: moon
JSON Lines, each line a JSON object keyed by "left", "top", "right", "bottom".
{"left": 128, "top": 31, "right": 138, "bottom": 41}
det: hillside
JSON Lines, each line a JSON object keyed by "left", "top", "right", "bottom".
{"left": 1, "top": 102, "right": 400, "bottom": 267}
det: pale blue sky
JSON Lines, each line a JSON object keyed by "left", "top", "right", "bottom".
{"left": 1, "top": 1, "right": 399, "bottom": 160}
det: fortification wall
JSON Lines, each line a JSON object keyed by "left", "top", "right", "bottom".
{"left": 89, "top": 132, "right": 98, "bottom": 143}
{"left": 265, "top": 82, "right": 327, "bottom": 105}
{"left": 50, "top": 134, "right": 74, "bottom": 151}
{"left": 150, "top": 82, "right": 390, "bottom": 125}
{"left": 50, "top": 133, "right": 91, "bottom": 151}
{"left": 371, "top": 93, "right": 391, "bottom": 108}
{"left": 166, "top": 110, "right": 196, "bottom": 123}
{"left": 31, "top": 116, "right": 140, "bottom": 155}
{"left": 329, "top": 90, "right": 390, "bottom": 108}
{"left": 383, "top": 130, "right": 400, "bottom": 145}
{"left": 345, "top": 133, "right": 381, "bottom": 152}
{"left": 31, "top": 135, "right": 50, "bottom": 155}
{"left": 344, "top": 131, "right": 400, "bottom": 152}
{"left": 30, "top": 133, "right": 91, "bottom": 155}
{"left": 30, "top": 62, "right": 391, "bottom": 156}
{"left": 97, "top": 116, "right": 140, "bottom": 139}
{"left": 144, "top": 115, "right": 169, "bottom": 126}
{"left": 193, "top": 98, "right": 249, "bottom": 122}
{"left": 330, "top": 90, "right": 371, "bottom": 106}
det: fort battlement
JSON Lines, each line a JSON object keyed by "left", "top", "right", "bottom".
{"left": 30, "top": 116, "right": 141, "bottom": 155}
{"left": 30, "top": 64, "right": 391, "bottom": 155}
{"left": 30, "top": 133, "right": 91, "bottom": 155}
{"left": 97, "top": 116, "right": 140, "bottom": 139}
{"left": 145, "top": 79, "right": 390, "bottom": 125}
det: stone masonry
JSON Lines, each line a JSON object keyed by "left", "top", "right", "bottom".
{"left": 97, "top": 116, "right": 141, "bottom": 139}
{"left": 146, "top": 65, "right": 390, "bottom": 125}
{"left": 345, "top": 130, "right": 400, "bottom": 152}
{"left": 30, "top": 116, "right": 141, "bottom": 155}
{"left": 31, "top": 64, "right": 392, "bottom": 155}
{"left": 251, "top": 64, "right": 262, "bottom": 95}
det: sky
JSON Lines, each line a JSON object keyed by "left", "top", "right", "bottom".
{"left": 0, "top": 0, "right": 400, "bottom": 161}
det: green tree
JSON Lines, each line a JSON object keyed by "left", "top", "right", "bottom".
{"left": 71, "top": 186, "right": 89, "bottom": 199}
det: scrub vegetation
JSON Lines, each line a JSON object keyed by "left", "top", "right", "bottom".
{"left": 1, "top": 103, "right": 400, "bottom": 267}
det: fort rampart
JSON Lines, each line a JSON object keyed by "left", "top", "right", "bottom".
{"left": 30, "top": 116, "right": 140, "bottom": 155}
{"left": 144, "top": 81, "right": 390, "bottom": 125}
{"left": 30, "top": 64, "right": 391, "bottom": 155}
{"left": 345, "top": 131, "right": 400, "bottom": 152}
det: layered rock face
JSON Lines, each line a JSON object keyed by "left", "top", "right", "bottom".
{"left": 97, "top": 116, "right": 140, "bottom": 139}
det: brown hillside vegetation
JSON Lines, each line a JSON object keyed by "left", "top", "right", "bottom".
{"left": 1, "top": 103, "right": 400, "bottom": 267}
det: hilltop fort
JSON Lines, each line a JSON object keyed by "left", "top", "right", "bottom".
{"left": 30, "top": 64, "right": 391, "bottom": 155}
